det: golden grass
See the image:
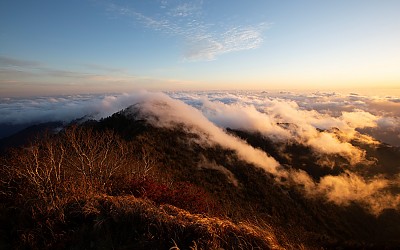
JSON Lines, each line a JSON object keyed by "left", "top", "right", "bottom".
{"left": 72, "top": 194, "right": 286, "bottom": 250}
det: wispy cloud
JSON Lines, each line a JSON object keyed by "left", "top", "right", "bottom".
{"left": 105, "top": 1, "right": 269, "bottom": 61}
{"left": 184, "top": 23, "right": 268, "bottom": 61}
{"left": 0, "top": 55, "right": 201, "bottom": 97}
{"left": 82, "top": 63, "right": 126, "bottom": 73}
{"left": 0, "top": 55, "right": 92, "bottom": 80}
{"left": 0, "top": 56, "right": 42, "bottom": 68}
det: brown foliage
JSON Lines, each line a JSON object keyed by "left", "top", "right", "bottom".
{"left": 0, "top": 126, "right": 242, "bottom": 249}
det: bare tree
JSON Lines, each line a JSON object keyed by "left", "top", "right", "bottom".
{"left": 62, "top": 126, "right": 134, "bottom": 191}
{"left": 2, "top": 134, "right": 67, "bottom": 210}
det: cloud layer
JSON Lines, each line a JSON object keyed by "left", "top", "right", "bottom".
{"left": 1, "top": 90, "right": 399, "bottom": 214}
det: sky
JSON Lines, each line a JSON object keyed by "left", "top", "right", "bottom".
{"left": 1, "top": 0, "right": 400, "bottom": 97}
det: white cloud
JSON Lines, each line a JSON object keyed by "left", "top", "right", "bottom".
{"left": 200, "top": 98, "right": 290, "bottom": 140}
{"left": 341, "top": 110, "right": 378, "bottom": 129}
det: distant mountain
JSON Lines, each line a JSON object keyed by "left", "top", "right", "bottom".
{"left": 0, "top": 114, "right": 97, "bottom": 154}
{"left": 0, "top": 123, "right": 33, "bottom": 139}
{"left": 0, "top": 104, "right": 399, "bottom": 249}
{"left": 0, "top": 121, "right": 63, "bottom": 153}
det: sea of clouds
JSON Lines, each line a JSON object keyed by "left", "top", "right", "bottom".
{"left": 1, "top": 90, "right": 399, "bottom": 214}
{"left": 1, "top": 90, "right": 399, "bottom": 145}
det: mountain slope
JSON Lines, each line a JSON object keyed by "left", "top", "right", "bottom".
{"left": 97, "top": 108, "right": 400, "bottom": 248}
{"left": 0, "top": 103, "right": 399, "bottom": 249}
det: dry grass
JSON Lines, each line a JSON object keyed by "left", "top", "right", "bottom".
{"left": 0, "top": 126, "right": 289, "bottom": 249}
{"left": 62, "top": 194, "right": 285, "bottom": 250}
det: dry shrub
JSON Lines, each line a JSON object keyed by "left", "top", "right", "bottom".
{"left": 126, "top": 177, "right": 218, "bottom": 214}
{"left": 1, "top": 126, "right": 137, "bottom": 211}
{"left": 0, "top": 126, "right": 144, "bottom": 248}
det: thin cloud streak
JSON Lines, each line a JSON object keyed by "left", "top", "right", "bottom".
{"left": 0, "top": 56, "right": 197, "bottom": 96}
{"left": 184, "top": 23, "right": 268, "bottom": 61}
{"left": 0, "top": 56, "right": 42, "bottom": 68}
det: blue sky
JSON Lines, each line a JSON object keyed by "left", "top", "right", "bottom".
{"left": 1, "top": 0, "right": 400, "bottom": 97}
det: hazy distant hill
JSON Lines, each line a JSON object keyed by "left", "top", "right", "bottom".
{"left": 0, "top": 121, "right": 63, "bottom": 153}
{"left": 0, "top": 104, "right": 399, "bottom": 249}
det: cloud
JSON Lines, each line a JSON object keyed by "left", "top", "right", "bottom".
{"left": 368, "top": 99, "right": 400, "bottom": 117}
{"left": 0, "top": 55, "right": 42, "bottom": 68}
{"left": 198, "top": 155, "right": 239, "bottom": 187}
{"left": 200, "top": 98, "right": 290, "bottom": 140}
{"left": 105, "top": 1, "right": 269, "bottom": 61}
{"left": 82, "top": 63, "right": 125, "bottom": 73}
{"left": 184, "top": 24, "right": 267, "bottom": 61}
{"left": 291, "top": 170, "right": 400, "bottom": 215}
{"left": 0, "top": 56, "right": 93, "bottom": 81}
{"left": 318, "top": 172, "right": 388, "bottom": 206}
{"left": 341, "top": 110, "right": 378, "bottom": 129}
